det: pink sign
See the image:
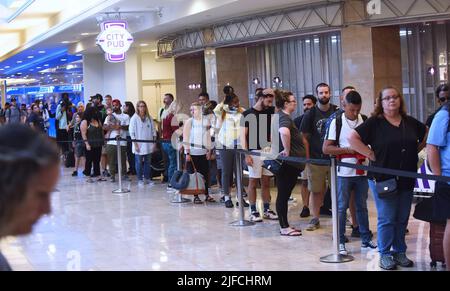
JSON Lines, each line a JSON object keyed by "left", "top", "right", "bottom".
{"left": 96, "top": 21, "right": 134, "bottom": 63}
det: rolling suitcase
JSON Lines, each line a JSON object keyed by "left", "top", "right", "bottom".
{"left": 429, "top": 222, "right": 447, "bottom": 268}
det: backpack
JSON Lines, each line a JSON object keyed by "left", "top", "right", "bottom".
{"left": 309, "top": 105, "right": 339, "bottom": 146}
{"left": 333, "top": 112, "right": 368, "bottom": 146}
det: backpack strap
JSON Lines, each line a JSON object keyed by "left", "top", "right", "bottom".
{"left": 335, "top": 112, "right": 343, "bottom": 147}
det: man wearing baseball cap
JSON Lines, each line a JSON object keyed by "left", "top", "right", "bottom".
{"left": 240, "top": 88, "right": 278, "bottom": 222}
{"left": 104, "top": 99, "right": 131, "bottom": 182}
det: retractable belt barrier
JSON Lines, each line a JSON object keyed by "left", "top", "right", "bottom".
{"left": 59, "top": 136, "right": 450, "bottom": 263}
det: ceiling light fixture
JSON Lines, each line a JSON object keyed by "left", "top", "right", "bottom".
{"left": 28, "top": 56, "right": 34, "bottom": 59}
{"left": 39, "top": 51, "right": 46, "bottom": 54}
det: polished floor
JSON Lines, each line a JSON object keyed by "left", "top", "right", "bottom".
{"left": 0, "top": 168, "right": 442, "bottom": 271}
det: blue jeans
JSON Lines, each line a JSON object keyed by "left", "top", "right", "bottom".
{"left": 368, "top": 180, "right": 413, "bottom": 255}
{"left": 162, "top": 142, "right": 177, "bottom": 184}
{"left": 338, "top": 176, "right": 370, "bottom": 244}
{"left": 135, "top": 154, "right": 151, "bottom": 181}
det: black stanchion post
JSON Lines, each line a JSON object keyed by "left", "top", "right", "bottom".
{"left": 320, "top": 157, "right": 353, "bottom": 263}
{"left": 171, "top": 138, "right": 191, "bottom": 203}
{"left": 230, "top": 152, "right": 254, "bottom": 227}
{"left": 113, "top": 137, "right": 130, "bottom": 194}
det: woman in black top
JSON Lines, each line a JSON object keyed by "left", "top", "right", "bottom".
{"left": 124, "top": 102, "right": 136, "bottom": 175}
{"left": 81, "top": 107, "right": 105, "bottom": 180}
{"left": 349, "top": 86, "right": 427, "bottom": 270}
{"left": 272, "top": 91, "right": 306, "bottom": 236}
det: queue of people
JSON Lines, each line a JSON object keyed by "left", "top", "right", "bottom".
{"left": 0, "top": 81, "right": 449, "bottom": 272}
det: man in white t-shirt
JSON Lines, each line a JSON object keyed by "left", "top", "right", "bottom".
{"left": 104, "top": 99, "right": 130, "bottom": 182}
{"left": 323, "top": 91, "right": 377, "bottom": 256}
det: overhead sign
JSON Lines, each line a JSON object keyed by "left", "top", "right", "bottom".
{"left": 96, "top": 20, "right": 134, "bottom": 63}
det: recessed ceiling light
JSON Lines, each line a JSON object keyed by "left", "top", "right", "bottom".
{"left": 140, "top": 43, "right": 149, "bottom": 47}
{"left": 61, "top": 59, "right": 67, "bottom": 61}
{"left": 0, "top": 69, "right": 3, "bottom": 71}
{"left": 28, "top": 56, "right": 34, "bottom": 59}
{"left": 38, "top": 51, "right": 46, "bottom": 54}
{"left": 36, "top": 66, "right": 41, "bottom": 69}
{"left": 44, "top": 64, "right": 49, "bottom": 67}
{"left": 4, "top": 66, "right": 10, "bottom": 68}
{"left": 61, "top": 41, "right": 74, "bottom": 44}
{"left": 17, "top": 61, "right": 23, "bottom": 64}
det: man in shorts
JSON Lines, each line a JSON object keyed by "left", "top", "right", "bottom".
{"left": 241, "top": 88, "right": 278, "bottom": 222}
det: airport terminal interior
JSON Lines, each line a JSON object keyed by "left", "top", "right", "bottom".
{"left": 0, "top": 0, "right": 449, "bottom": 271}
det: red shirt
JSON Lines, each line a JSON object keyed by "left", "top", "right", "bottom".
{"left": 162, "top": 113, "right": 179, "bottom": 140}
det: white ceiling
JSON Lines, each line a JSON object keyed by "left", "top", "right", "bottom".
{"left": 1, "top": 0, "right": 323, "bottom": 58}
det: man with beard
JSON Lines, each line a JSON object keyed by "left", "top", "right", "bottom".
{"left": 300, "top": 83, "right": 338, "bottom": 231}
{"left": 294, "top": 95, "right": 317, "bottom": 217}
{"left": 241, "top": 88, "right": 278, "bottom": 222}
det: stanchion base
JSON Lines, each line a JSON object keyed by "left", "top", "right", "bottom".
{"left": 171, "top": 197, "right": 191, "bottom": 203}
{"left": 171, "top": 193, "right": 191, "bottom": 203}
{"left": 230, "top": 220, "right": 255, "bottom": 227}
{"left": 113, "top": 189, "right": 131, "bottom": 194}
{"left": 320, "top": 254, "right": 354, "bottom": 263}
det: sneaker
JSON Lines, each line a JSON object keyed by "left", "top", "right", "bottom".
{"left": 351, "top": 226, "right": 361, "bottom": 238}
{"left": 72, "top": 171, "right": 78, "bottom": 177}
{"left": 288, "top": 197, "right": 297, "bottom": 203}
{"left": 339, "top": 244, "right": 348, "bottom": 256}
{"left": 393, "top": 253, "right": 414, "bottom": 268}
{"left": 144, "top": 180, "right": 154, "bottom": 186}
{"left": 263, "top": 210, "right": 279, "bottom": 220}
{"left": 361, "top": 240, "right": 377, "bottom": 250}
{"left": 236, "top": 200, "right": 249, "bottom": 208}
{"left": 220, "top": 196, "right": 226, "bottom": 203}
{"left": 103, "top": 170, "right": 110, "bottom": 177}
{"left": 97, "top": 177, "right": 107, "bottom": 182}
{"left": 300, "top": 206, "right": 310, "bottom": 218}
{"left": 379, "top": 255, "right": 397, "bottom": 270}
{"left": 250, "top": 212, "right": 263, "bottom": 222}
{"left": 306, "top": 218, "right": 320, "bottom": 231}
{"left": 138, "top": 180, "right": 145, "bottom": 186}
{"left": 193, "top": 196, "right": 203, "bottom": 204}
{"left": 225, "top": 200, "right": 234, "bottom": 208}
{"left": 320, "top": 206, "right": 332, "bottom": 216}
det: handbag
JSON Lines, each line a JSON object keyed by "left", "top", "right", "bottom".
{"left": 262, "top": 158, "right": 283, "bottom": 175}
{"left": 375, "top": 178, "right": 398, "bottom": 199}
{"left": 375, "top": 121, "right": 406, "bottom": 199}
{"left": 170, "top": 170, "right": 190, "bottom": 190}
{"left": 179, "top": 159, "right": 206, "bottom": 195}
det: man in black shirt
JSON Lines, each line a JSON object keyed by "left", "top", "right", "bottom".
{"left": 300, "top": 83, "right": 338, "bottom": 231}
{"left": 241, "top": 88, "right": 278, "bottom": 222}
{"left": 294, "top": 95, "right": 317, "bottom": 218}
{"left": 426, "top": 84, "right": 449, "bottom": 127}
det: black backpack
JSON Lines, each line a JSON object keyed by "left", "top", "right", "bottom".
{"left": 309, "top": 105, "right": 339, "bottom": 145}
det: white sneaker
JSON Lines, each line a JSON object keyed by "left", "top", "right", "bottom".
{"left": 138, "top": 180, "right": 145, "bottom": 187}
{"left": 339, "top": 244, "right": 348, "bottom": 256}
{"left": 144, "top": 179, "right": 154, "bottom": 186}
{"left": 263, "top": 210, "right": 279, "bottom": 220}
{"left": 249, "top": 212, "right": 263, "bottom": 222}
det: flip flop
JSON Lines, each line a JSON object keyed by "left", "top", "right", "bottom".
{"left": 280, "top": 228, "right": 302, "bottom": 236}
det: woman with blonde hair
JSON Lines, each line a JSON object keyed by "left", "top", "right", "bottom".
{"left": 183, "top": 102, "right": 215, "bottom": 203}
{"left": 214, "top": 89, "right": 246, "bottom": 208}
{"left": 129, "top": 101, "right": 157, "bottom": 185}
{"left": 349, "top": 86, "right": 427, "bottom": 270}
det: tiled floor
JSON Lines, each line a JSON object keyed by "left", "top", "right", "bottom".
{"left": 0, "top": 168, "right": 443, "bottom": 271}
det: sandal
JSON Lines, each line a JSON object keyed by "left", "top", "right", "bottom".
{"left": 205, "top": 196, "right": 216, "bottom": 203}
{"left": 193, "top": 196, "right": 203, "bottom": 204}
{"left": 280, "top": 227, "right": 302, "bottom": 237}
